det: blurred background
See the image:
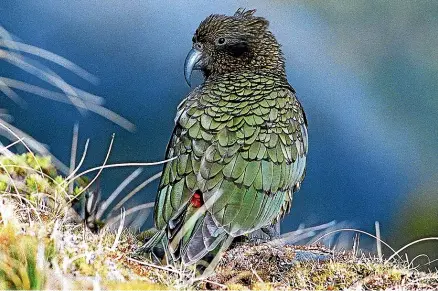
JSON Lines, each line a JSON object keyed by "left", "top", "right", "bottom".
{"left": 1, "top": 1, "right": 437, "bottom": 261}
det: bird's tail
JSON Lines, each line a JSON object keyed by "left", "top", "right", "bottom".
{"left": 142, "top": 205, "right": 230, "bottom": 266}
{"left": 178, "top": 212, "right": 228, "bottom": 265}
{"left": 136, "top": 228, "right": 166, "bottom": 263}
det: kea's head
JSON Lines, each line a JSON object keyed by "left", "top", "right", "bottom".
{"left": 184, "top": 8, "right": 285, "bottom": 85}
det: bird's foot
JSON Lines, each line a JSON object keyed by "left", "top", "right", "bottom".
{"left": 132, "top": 228, "right": 165, "bottom": 263}
{"left": 247, "top": 225, "right": 280, "bottom": 243}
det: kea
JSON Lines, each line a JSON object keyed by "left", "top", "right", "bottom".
{"left": 144, "top": 8, "right": 308, "bottom": 266}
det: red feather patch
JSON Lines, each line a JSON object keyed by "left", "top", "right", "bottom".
{"left": 190, "top": 190, "right": 203, "bottom": 208}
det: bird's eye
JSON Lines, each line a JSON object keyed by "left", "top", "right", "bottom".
{"left": 217, "top": 37, "right": 226, "bottom": 45}
{"left": 194, "top": 42, "right": 203, "bottom": 50}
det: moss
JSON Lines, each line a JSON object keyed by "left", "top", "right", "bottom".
{"left": 103, "top": 280, "right": 166, "bottom": 290}
{"left": 0, "top": 224, "right": 51, "bottom": 290}
{"left": 0, "top": 154, "right": 57, "bottom": 179}
{"left": 207, "top": 244, "right": 438, "bottom": 290}
{"left": 26, "top": 173, "right": 50, "bottom": 194}
{"left": 0, "top": 180, "right": 7, "bottom": 192}
{"left": 0, "top": 153, "right": 437, "bottom": 290}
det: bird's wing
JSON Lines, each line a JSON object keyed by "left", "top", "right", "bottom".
{"left": 197, "top": 84, "right": 308, "bottom": 236}
{"left": 154, "top": 91, "right": 201, "bottom": 230}
{"left": 153, "top": 89, "right": 228, "bottom": 263}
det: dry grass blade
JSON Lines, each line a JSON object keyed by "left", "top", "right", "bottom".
{"left": 0, "top": 39, "right": 99, "bottom": 85}
{"left": 0, "top": 79, "right": 26, "bottom": 107}
{"left": 69, "top": 123, "right": 79, "bottom": 195}
{"left": 105, "top": 202, "right": 154, "bottom": 228}
{"left": 0, "top": 119, "right": 69, "bottom": 174}
{"left": 386, "top": 237, "right": 438, "bottom": 263}
{"left": 0, "top": 49, "right": 88, "bottom": 114}
{"left": 0, "top": 121, "right": 45, "bottom": 177}
{"left": 67, "top": 134, "right": 115, "bottom": 202}
{"left": 65, "top": 139, "right": 90, "bottom": 181}
{"left": 0, "top": 77, "right": 102, "bottom": 105}
{"left": 113, "top": 171, "right": 162, "bottom": 212}
{"left": 0, "top": 109, "right": 12, "bottom": 122}
{"left": 375, "top": 221, "right": 383, "bottom": 261}
{"left": 111, "top": 209, "right": 126, "bottom": 250}
{"left": 0, "top": 78, "right": 135, "bottom": 131}
{"left": 1, "top": 25, "right": 135, "bottom": 131}
{"left": 409, "top": 254, "right": 432, "bottom": 270}
{"left": 267, "top": 220, "right": 340, "bottom": 246}
{"left": 126, "top": 257, "right": 180, "bottom": 274}
{"left": 311, "top": 228, "right": 400, "bottom": 260}
{"left": 66, "top": 157, "right": 177, "bottom": 185}
{"left": 0, "top": 137, "right": 24, "bottom": 153}
{"left": 96, "top": 167, "right": 143, "bottom": 220}
{"left": 0, "top": 164, "right": 21, "bottom": 196}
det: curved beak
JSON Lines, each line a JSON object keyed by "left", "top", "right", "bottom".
{"left": 184, "top": 48, "right": 203, "bottom": 87}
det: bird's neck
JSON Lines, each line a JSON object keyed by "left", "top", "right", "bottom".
{"left": 249, "top": 33, "right": 286, "bottom": 77}
{"left": 203, "top": 70, "right": 289, "bottom": 101}
{"left": 206, "top": 69, "right": 288, "bottom": 87}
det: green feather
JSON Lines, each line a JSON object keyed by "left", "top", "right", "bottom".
{"left": 188, "top": 121, "right": 201, "bottom": 138}
{"left": 170, "top": 178, "right": 185, "bottom": 209}
{"left": 217, "top": 128, "right": 229, "bottom": 147}
{"left": 228, "top": 187, "right": 257, "bottom": 232}
{"left": 222, "top": 155, "right": 237, "bottom": 178}
{"left": 205, "top": 172, "right": 223, "bottom": 191}
{"left": 248, "top": 141, "right": 261, "bottom": 160}
{"left": 271, "top": 163, "right": 282, "bottom": 193}
{"left": 243, "top": 160, "right": 261, "bottom": 187}
{"left": 231, "top": 153, "right": 247, "bottom": 180}
{"left": 185, "top": 172, "right": 197, "bottom": 190}
{"left": 261, "top": 160, "right": 273, "bottom": 193}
